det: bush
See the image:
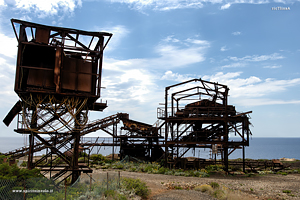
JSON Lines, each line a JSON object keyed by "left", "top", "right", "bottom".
{"left": 158, "top": 167, "right": 167, "bottom": 174}
{"left": 0, "top": 155, "right": 7, "bottom": 164}
{"left": 21, "top": 161, "right": 27, "bottom": 167}
{"left": 174, "top": 186, "right": 183, "bottom": 190}
{"left": 78, "top": 157, "right": 89, "bottom": 163}
{"left": 198, "top": 171, "right": 210, "bottom": 178}
{"left": 164, "top": 170, "right": 174, "bottom": 175}
{"left": 174, "top": 172, "right": 185, "bottom": 176}
{"left": 112, "top": 162, "right": 124, "bottom": 169}
{"left": 283, "top": 190, "right": 291, "bottom": 193}
{"left": 0, "top": 163, "right": 42, "bottom": 180}
{"left": 213, "top": 189, "right": 226, "bottom": 199}
{"left": 194, "top": 184, "right": 213, "bottom": 194}
{"left": 129, "top": 167, "right": 137, "bottom": 172}
{"left": 90, "top": 154, "right": 107, "bottom": 164}
{"left": 205, "top": 164, "right": 224, "bottom": 172}
{"left": 121, "top": 177, "right": 150, "bottom": 199}
{"left": 210, "top": 182, "right": 219, "bottom": 189}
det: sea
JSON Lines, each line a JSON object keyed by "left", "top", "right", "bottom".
{"left": 1, "top": 137, "right": 300, "bottom": 160}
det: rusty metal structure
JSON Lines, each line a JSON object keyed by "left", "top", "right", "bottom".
{"left": 158, "top": 79, "right": 252, "bottom": 171}
{"left": 3, "top": 19, "right": 112, "bottom": 184}
{"left": 3, "top": 19, "right": 253, "bottom": 176}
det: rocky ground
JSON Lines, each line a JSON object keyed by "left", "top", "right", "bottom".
{"left": 84, "top": 168, "right": 300, "bottom": 200}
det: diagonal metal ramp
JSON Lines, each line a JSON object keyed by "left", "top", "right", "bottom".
{"left": 4, "top": 113, "right": 128, "bottom": 159}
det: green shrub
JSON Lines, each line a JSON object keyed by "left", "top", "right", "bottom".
{"left": 78, "top": 157, "right": 89, "bottom": 163}
{"left": 104, "top": 189, "right": 117, "bottom": 197}
{"left": 213, "top": 189, "right": 226, "bottom": 199}
{"left": 198, "top": 171, "right": 210, "bottom": 178}
{"left": 158, "top": 167, "right": 167, "bottom": 174}
{"left": 79, "top": 152, "right": 88, "bottom": 157}
{"left": 174, "top": 185, "right": 183, "bottom": 190}
{"left": 164, "top": 170, "right": 174, "bottom": 175}
{"left": 209, "top": 182, "right": 219, "bottom": 189}
{"left": 52, "top": 157, "right": 64, "bottom": 165}
{"left": 0, "top": 163, "right": 42, "bottom": 180}
{"left": 0, "top": 155, "right": 7, "bottom": 164}
{"left": 277, "top": 171, "right": 288, "bottom": 175}
{"left": 121, "top": 177, "right": 150, "bottom": 199}
{"left": 183, "top": 170, "right": 194, "bottom": 177}
{"left": 174, "top": 172, "right": 185, "bottom": 176}
{"left": 205, "top": 164, "right": 224, "bottom": 172}
{"left": 90, "top": 154, "right": 107, "bottom": 164}
{"left": 129, "top": 167, "right": 137, "bottom": 172}
{"left": 194, "top": 184, "right": 213, "bottom": 194}
{"left": 112, "top": 162, "right": 124, "bottom": 169}
{"left": 283, "top": 190, "right": 291, "bottom": 193}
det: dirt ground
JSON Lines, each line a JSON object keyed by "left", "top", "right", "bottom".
{"left": 85, "top": 169, "right": 300, "bottom": 200}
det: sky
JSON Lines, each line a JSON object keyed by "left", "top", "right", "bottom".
{"left": 0, "top": 0, "right": 299, "bottom": 139}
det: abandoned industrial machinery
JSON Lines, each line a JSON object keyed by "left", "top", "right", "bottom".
{"left": 3, "top": 19, "right": 112, "bottom": 184}
{"left": 3, "top": 19, "right": 252, "bottom": 183}
{"left": 159, "top": 79, "right": 252, "bottom": 171}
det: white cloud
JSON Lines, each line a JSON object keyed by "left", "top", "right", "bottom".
{"left": 220, "top": 45, "right": 229, "bottom": 51}
{"left": 221, "top": 62, "right": 246, "bottom": 68}
{"left": 229, "top": 53, "right": 284, "bottom": 62}
{"left": 232, "top": 31, "right": 241, "bottom": 35}
{"left": 202, "top": 72, "right": 300, "bottom": 106}
{"left": 104, "top": 36, "right": 210, "bottom": 69}
{"left": 221, "top": 3, "right": 231, "bottom": 9}
{"left": 0, "top": 56, "right": 18, "bottom": 107}
{"left": 99, "top": 36, "right": 210, "bottom": 118}
{"left": 95, "top": 25, "right": 130, "bottom": 52}
{"left": 159, "top": 2, "right": 204, "bottom": 11}
{"left": 0, "top": 0, "right": 5, "bottom": 6}
{"left": 14, "top": 0, "right": 82, "bottom": 17}
{"left": 163, "top": 35, "right": 180, "bottom": 43}
{"left": 263, "top": 65, "right": 282, "bottom": 69}
{"left": 161, "top": 70, "right": 194, "bottom": 82}
{"left": 185, "top": 38, "right": 209, "bottom": 45}
{"left": 109, "top": 0, "right": 206, "bottom": 11}
{"left": 158, "top": 71, "right": 300, "bottom": 108}
{"left": 0, "top": 33, "right": 17, "bottom": 58}
{"left": 109, "top": 0, "right": 273, "bottom": 11}
{"left": 153, "top": 44, "right": 207, "bottom": 67}
{"left": 235, "top": 99, "right": 300, "bottom": 107}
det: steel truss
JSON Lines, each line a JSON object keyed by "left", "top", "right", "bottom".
{"left": 3, "top": 19, "right": 112, "bottom": 185}
{"left": 159, "top": 79, "right": 252, "bottom": 171}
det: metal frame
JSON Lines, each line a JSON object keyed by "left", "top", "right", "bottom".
{"left": 4, "top": 19, "right": 112, "bottom": 185}
{"left": 160, "top": 79, "right": 251, "bottom": 171}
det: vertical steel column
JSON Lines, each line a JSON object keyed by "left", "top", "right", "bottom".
{"left": 243, "top": 145, "right": 245, "bottom": 173}
{"left": 72, "top": 132, "right": 80, "bottom": 183}
{"left": 28, "top": 109, "right": 37, "bottom": 170}
{"left": 224, "top": 86, "right": 229, "bottom": 172}
{"left": 27, "top": 133, "right": 34, "bottom": 169}
{"left": 164, "top": 87, "right": 168, "bottom": 167}
{"left": 72, "top": 107, "right": 81, "bottom": 184}
{"left": 112, "top": 122, "right": 115, "bottom": 161}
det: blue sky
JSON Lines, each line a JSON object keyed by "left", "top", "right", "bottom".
{"left": 0, "top": 0, "right": 299, "bottom": 138}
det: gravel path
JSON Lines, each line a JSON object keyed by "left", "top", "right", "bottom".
{"left": 83, "top": 169, "right": 300, "bottom": 200}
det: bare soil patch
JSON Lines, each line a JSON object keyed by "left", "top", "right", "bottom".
{"left": 86, "top": 169, "right": 300, "bottom": 200}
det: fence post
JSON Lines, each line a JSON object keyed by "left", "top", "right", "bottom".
{"left": 106, "top": 172, "right": 108, "bottom": 191}
{"left": 64, "top": 179, "right": 67, "bottom": 200}
{"left": 118, "top": 171, "right": 120, "bottom": 188}
{"left": 90, "top": 174, "right": 92, "bottom": 191}
{"left": 23, "top": 180, "right": 26, "bottom": 200}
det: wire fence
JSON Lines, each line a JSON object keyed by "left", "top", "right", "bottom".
{"left": 0, "top": 171, "right": 121, "bottom": 200}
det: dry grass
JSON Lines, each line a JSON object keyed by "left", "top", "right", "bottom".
{"left": 194, "top": 183, "right": 256, "bottom": 200}
{"left": 225, "top": 190, "right": 256, "bottom": 200}
{"left": 194, "top": 184, "right": 214, "bottom": 194}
